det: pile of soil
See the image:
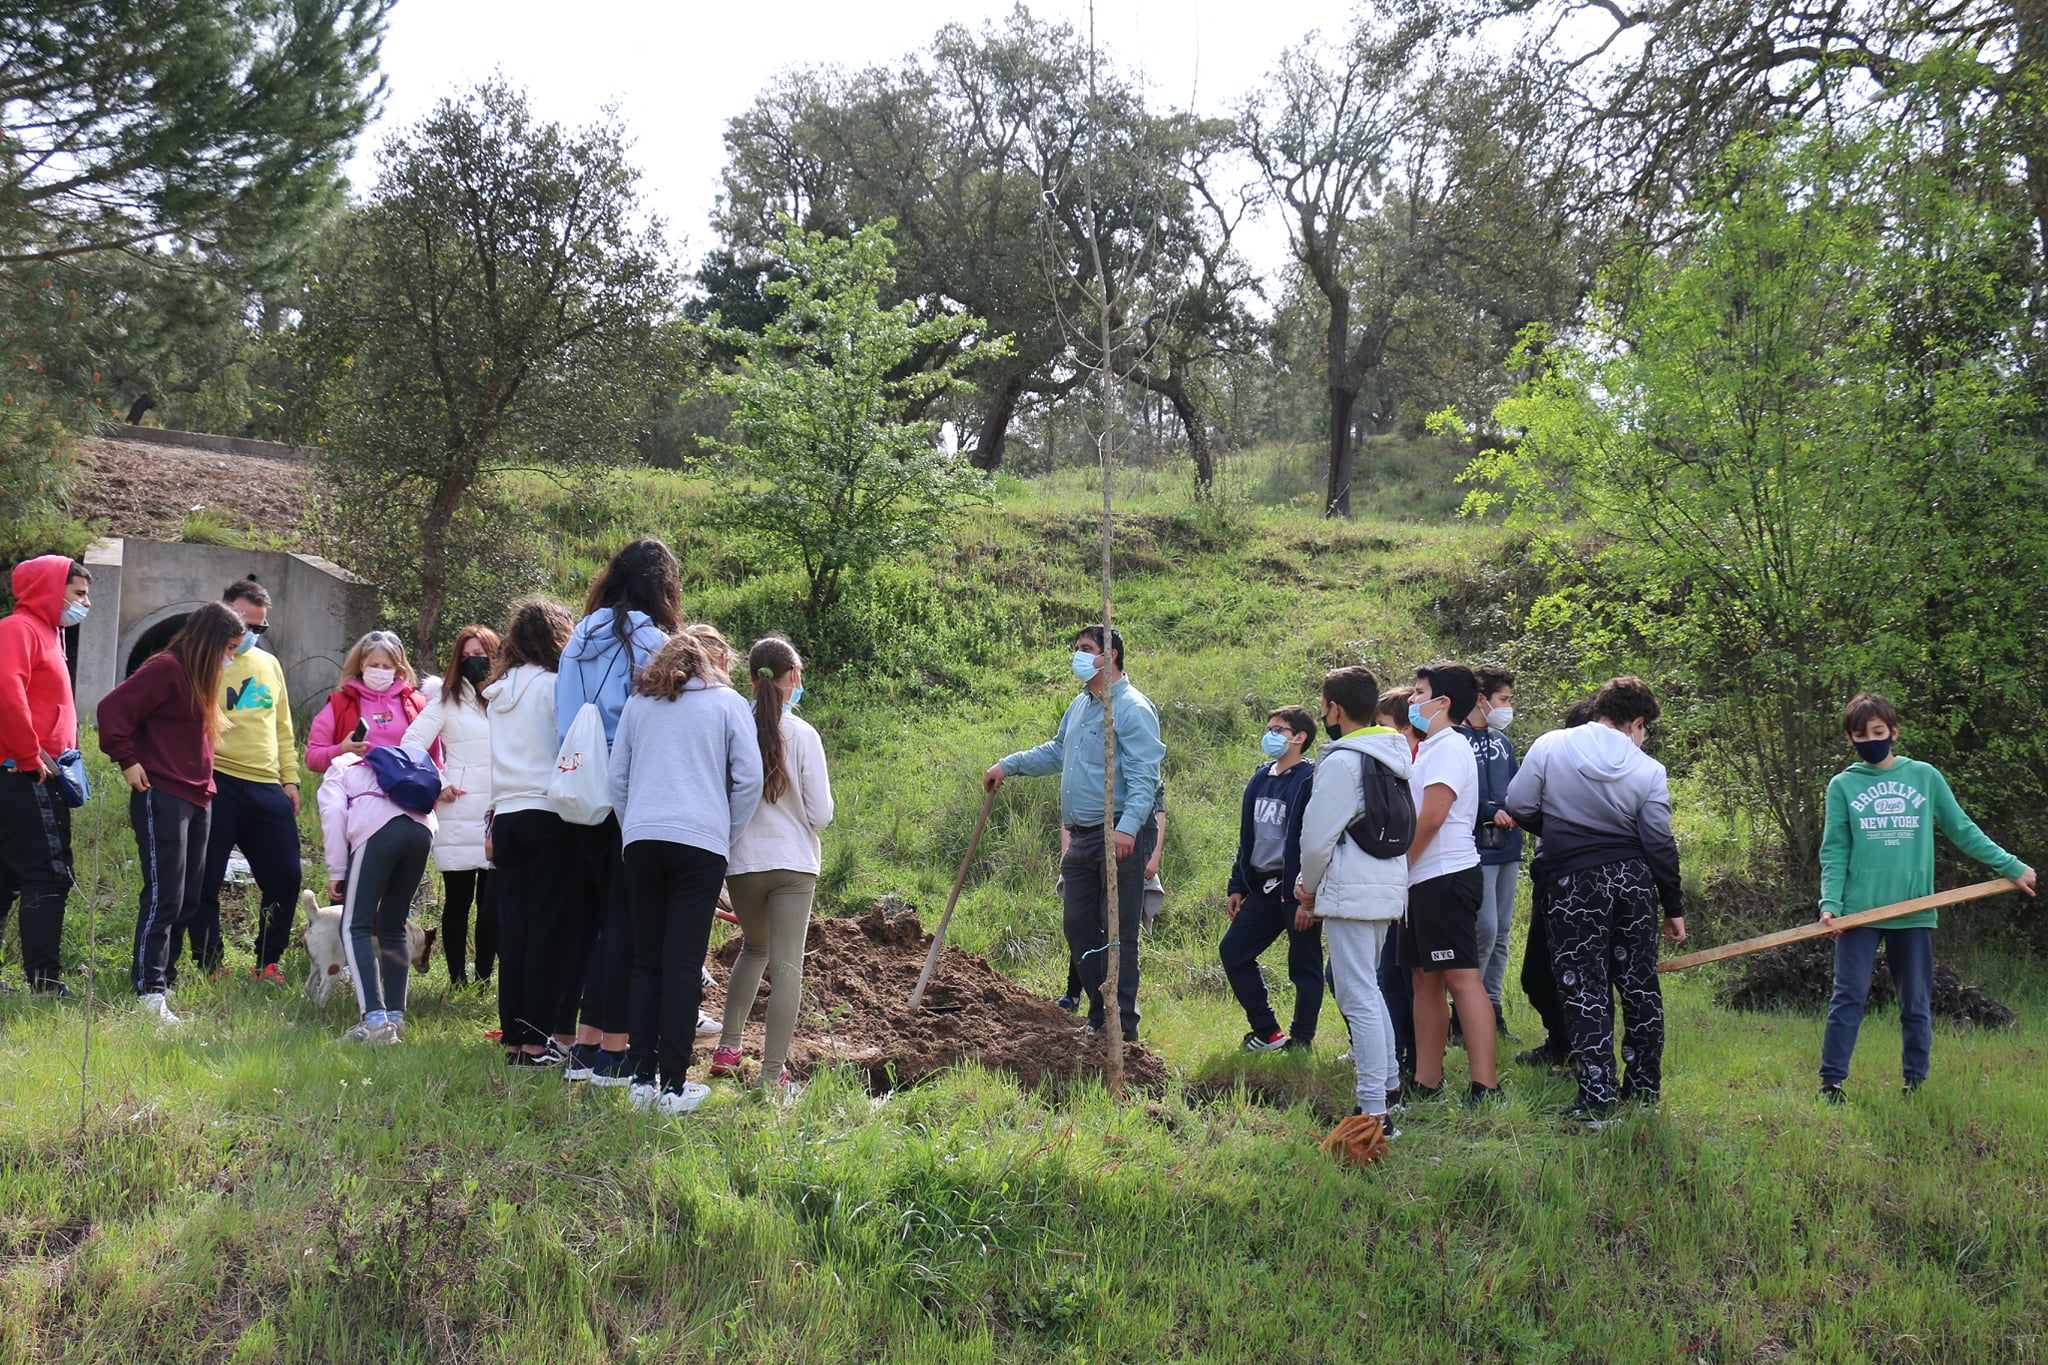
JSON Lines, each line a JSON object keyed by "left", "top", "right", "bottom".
{"left": 705, "top": 904, "right": 1169, "bottom": 1092}
{"left": 1717, "top": 939, "right": 2015, "bottom": 1027}
{"left": 71, "top": 437, "right": 311, "bottom": 541}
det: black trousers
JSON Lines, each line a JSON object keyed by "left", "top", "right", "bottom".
{"left": 1520, "top": 864, "right": 1569, "bottom": 1055}
{"left": 0, "top": 769, "right": 72, "bottom": 988}
{"left": 1219, "top": 883, "right": 1324, "bottom": 1041}
{"left": 568, "top": 816, "right": 633, "bottom": 1035}
{"left": 181, "top": 770, "right": 302, "bottom": 973}
{"left": 1059, "top": 821, "right": 1155, "bottom": 1037}
{"left": 1378, "top": 922, "right": 1416, "bottom": 1077}
{"left": 130, "top": 789, "right": 210, "bottom": 996}
{"left": 493, "top": 809, "right": 580, "bottom": 1050}
{"left": 623, "top": 838, "right": 726, "bottom": 1088}
{"left": 440, "top": 868, "right": 498, "bottom": 983}
{"left": 1545, "top": 857, "right": 1665, "bottom": 1108}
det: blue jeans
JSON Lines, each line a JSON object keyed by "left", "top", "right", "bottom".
{"left": 1820, "top": 926, "right": 1934, "bottom": 1086}
{"left": 1219, "top": 883, "right": 1323, "bottom": 1041}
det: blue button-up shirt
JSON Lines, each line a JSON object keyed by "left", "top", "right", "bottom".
{"left": 1000, "top": 676, "right": 1165, "bottom": 837}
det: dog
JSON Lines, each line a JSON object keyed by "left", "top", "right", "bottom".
{"left": 297, "top": 890, "right": 438, "bottom": 1007}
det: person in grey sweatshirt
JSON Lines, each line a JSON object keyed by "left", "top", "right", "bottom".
{"left": 1505, "top": 676, "right": 1686, "bottom": 1123}
{"left": 608, "top": 626, "right": 763, "bottom": 1117}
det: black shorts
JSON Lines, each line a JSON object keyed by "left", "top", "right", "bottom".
{"left": 1398, "top": 866, "right": 1483, "bottom": 972}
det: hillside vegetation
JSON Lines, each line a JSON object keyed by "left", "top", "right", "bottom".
{"left": 5, "top": 447, "right": 2046, "bottom": 1363}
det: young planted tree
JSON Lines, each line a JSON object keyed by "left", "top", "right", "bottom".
{"left": 310, "top": 79, "right": 677, "bottom": 655}
{"left": 705, "top": 219, "right": 1008, "bottom": 633}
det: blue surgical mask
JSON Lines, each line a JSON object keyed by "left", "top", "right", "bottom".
{"left": 1853, "top": 736, "right": 1893, "bottom": 764}
{"left": 782, "top": 684, "right": 804, "bottom": 713}
{"left": 1071, "top": 650, "right": 1102, "bottom": 682}
{"left": 60, "top": 602, "right": 88, "bottom": 628}
{"left": 1408, "top": 703, "right": 1431, "bottom": 734}
{"left": 235, "top": 631, "right": 258, "bottom": 655}
{"left": 1260, "top": 730, "right": 1289, "bottom": 759}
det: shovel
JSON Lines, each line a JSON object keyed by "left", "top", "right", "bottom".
{"left": 908, "top": 784, "right": 998, "bottom": 1009}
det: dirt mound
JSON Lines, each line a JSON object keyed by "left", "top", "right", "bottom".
{"left": 1717, "top": 939, "right": 2015, "bottom": 1027}
{"left": 706, "top": 905, "right": 1169, "bottom": 1092}
{"left": 72, "top": 437, "right": 312, "bottom": 541}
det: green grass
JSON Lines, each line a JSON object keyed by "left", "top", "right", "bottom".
{"left": 6, "top": 450, "right": 2047, "bottom": 1362}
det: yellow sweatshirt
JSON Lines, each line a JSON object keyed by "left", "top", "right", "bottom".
{"left": 213, "top": 647, "right": 299, "bottom": 786}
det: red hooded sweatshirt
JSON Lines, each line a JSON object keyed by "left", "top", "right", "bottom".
{"left": 0, "top": 556, "right": 79, "bottom": 771}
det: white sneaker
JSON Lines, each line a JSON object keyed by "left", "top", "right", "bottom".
{"left": 139, "top": 992, "right": 182, "bottom": 1025}
{"left": 701, "top": 964, "right": 716, "bottom": 990}
{"left": 342, "top": 1019, "right": 398, "bottom": 1044}
{"left": 655, "top": 1082, "right": 711, "bottom": 1115}
{"left": 628, "top": 1081, "right": 658, "bottom": 1112}
{"left": 1335, "top": 1047, "right": 1353, "bottom": 1063}
{"left": 695, "top": 1010, "right": 722, "bottom": 1035}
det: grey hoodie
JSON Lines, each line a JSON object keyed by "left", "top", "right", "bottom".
{"left": 1504, "top": 722, "right": 1683, "bottom": 917}
{"left": 608, "top": 678, "right": 764, "bottom": 858}
{"left": 1295, "top": 728, "right": 1413, "bottom": 922}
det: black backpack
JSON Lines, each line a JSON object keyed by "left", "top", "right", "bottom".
{"left": 1345, "top": 747, "right": 1415, "bottom": 858}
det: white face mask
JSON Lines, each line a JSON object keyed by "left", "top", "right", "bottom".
{"left": 362, "top": 666, "right": 398, "bottom": 692}
{"left": 1486, "top": 706, "right": 1514, "bottom": 731}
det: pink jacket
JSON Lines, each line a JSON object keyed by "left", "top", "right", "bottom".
{"left": 317, "top": 753, "right": 435, "bottom": 882}
{"left": 305, "top": 678, "right": 428, "bottom": 773}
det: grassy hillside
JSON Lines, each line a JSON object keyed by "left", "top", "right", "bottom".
{"left": 5, "top": 446, "right": 2046, "bottom": 1363}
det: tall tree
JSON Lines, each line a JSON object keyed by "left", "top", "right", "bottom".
{"left": 309, "top": 79, "right": 678, "bottom": 655}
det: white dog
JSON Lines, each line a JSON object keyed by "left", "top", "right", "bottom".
{"left": 298, "top": 890, "right": 438, "bottom": 1007}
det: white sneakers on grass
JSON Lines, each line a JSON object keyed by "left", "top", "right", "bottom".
{"left": 696, "top": 1010, "right": 721, "bottom": 1035}
{"left": 630, "top": 1080, "right": 711, "bottom": 1115}
{"left": 138, "top": 992, "right": 182, "bottom": 1025}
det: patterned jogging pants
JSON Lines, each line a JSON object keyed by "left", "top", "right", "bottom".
{"left": 1543, "top": 857, "right": 1664, "bottom": 1109}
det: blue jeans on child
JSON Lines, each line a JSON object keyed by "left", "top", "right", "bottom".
{"left": 1820, "top": 925, "right": 1934, "bottom": 1086}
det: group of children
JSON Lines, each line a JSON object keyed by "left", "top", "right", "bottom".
{"left": 87, "top": 537, "right": 834, "bottom": 1113}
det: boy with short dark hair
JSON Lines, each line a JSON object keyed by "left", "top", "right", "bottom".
{"left": 1220, "top": 706, "right": 1319, "bottom": 1051}
{"left": 1817, "top": 691, "right": 2036, "bottom": 1103}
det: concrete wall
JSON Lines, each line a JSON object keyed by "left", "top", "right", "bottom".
{"left": 112, "top": 424, "right": 319, "bottom": 464}
{"left": 73, "top": 539, "right": 377, "bottom": 724}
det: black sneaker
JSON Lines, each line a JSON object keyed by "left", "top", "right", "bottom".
{"left": 1399, "top": 1078, "right": 1443, "bottom": 1104}
{"left": 1820, "top": 1084, "right": 1848, "bottom": 1106}
{"left": 1350, "top": 1106, "right": 1401, "bottom": 1141}
{"left": 1515, "top": 1044, "right": 1564, "bottom": 1068}
{"left": 589, "top": 1048, "right": 632, "bottom": 1087}
{"left": 1055, "top": 994, "right": 1079, "bottom": 1013}
{"left": 1465, "top": 1082, "right": 1504, "bottom": 1108}
{"left": 507, "top": 1050, "right": 558, "bottom": 1068}
{"left": 1564, "top": 1100, "right": 1616, "bottom": 1130}
{"left": 1242, "top": 1029, "right": 1289, "bottom": 1053}
{"left": 563, "top": 1042, "right": 600, "bottom": 1082}
{"left": 1281, "top": 1035, "right": 1314, "bottom": 1052}
{"left": 30, "top": 980, "right": 68, "bottom": 1000}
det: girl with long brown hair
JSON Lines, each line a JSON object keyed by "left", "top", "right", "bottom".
{"left": 608, "top": 625, "right": 762, "bottom": 1114}
{"left": 404, "top": 624, "right": 501, "bottom": 985}
{"left": 709, "top": 635, "right": 834, "bottom": 1096}
{"left": 95, "top": 601, "right": 245, "bottom": 1023}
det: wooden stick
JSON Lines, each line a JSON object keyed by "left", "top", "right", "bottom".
{"left": 1657, "top": 879, "right": 2019, "bottom": 972}
{"left": 907, "top": 784, "right": 998, "bottom": 1009}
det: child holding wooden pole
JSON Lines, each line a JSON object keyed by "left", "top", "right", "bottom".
{"left": 1816, "top": 692, "right": 2035, "bottom": 1103}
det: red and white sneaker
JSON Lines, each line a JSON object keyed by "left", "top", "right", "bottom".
{"left": 769, "top": 1066, "right": 803, "bottom": 1100}
{"left": 251, "top": 963, "right": 286, "bottom": 985}
{"left": 707, "top": 1044, "right": 744, "bottom": 1078}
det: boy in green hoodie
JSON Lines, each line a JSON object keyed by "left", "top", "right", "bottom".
{"left": 1817, "top": 692, "right": 2036, "bottom": 1102}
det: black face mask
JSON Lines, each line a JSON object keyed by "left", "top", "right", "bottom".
{"left": 460, "top": 656, "right": 491, "bottom": 686}
{"left": 1323, "top": 715, "right": 1344, "bottom": 741}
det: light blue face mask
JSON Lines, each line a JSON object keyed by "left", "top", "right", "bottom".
{"left": 1260, "top": 730, "right": 1289, "bottom": 759}
{"left": 1071, "top": 650, "right": 1102, "bottom": 682}
{"left": 235, "top": 630, "right": 259, "bottom": 655}
{"left": 60, "top": 602, "right": 88, "bottom": 628}
{"left": 1408, "top": 703, "right": 1431, "bottom": 734}
{"left": 782, "top": 684, "right": 804, "bottom": 713}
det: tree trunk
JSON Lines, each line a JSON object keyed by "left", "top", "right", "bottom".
{"left": 1325, "top": 292, "right": 1358, "bottom": 518}
{"left": 414, "top": 473, "right": 469, "bottom": 664}
{"left": 124, "top": 392, "right": 155, "bottom": 425}
{"left": 1144, "top": 374, "right": 1214, "bottom": 495}
{"left": 969, "top": 376, "right": 1024, "bottom": 471}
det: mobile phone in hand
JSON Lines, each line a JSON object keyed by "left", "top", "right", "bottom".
{"left": 349, "top": 719, "right": 368, "bottom": 742}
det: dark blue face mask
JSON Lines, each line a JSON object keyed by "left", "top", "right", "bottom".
{"left": 1853, "top": 736, "right": 1893, "bottom": 764}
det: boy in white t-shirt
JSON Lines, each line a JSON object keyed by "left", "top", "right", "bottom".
{"left": 1400, "top": 663, "right": 1501, "bottom": 1103}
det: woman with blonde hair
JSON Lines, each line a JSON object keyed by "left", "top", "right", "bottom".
{"left": 708, "top": 636, "right": 833, "bottom": 1096}
{"left": 306, "top": 630, "right": 429, "bottom": 772}
{"left": 609, "top": 625, "right": 762, "bottom": 1115}
{"left": 95, "top": 602, "right": 245, "bottom": 1023}
{"left": 404, "top": 624, "right": 501, "bottom": 986}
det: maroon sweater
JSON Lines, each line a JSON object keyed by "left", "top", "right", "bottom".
{"left": 96, "top": 653, "right": 217, "bottom": 808}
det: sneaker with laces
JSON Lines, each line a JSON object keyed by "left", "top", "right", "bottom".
{"left": 655, "top": 1082, "right": 711, "bottom": 1115}
{"left": 1055, "top": 994, "right": 1080, "bottom": 1013}
{"left": 1820, "top": 1083, "right": 1848, "bottom": 1106}
{"left": 1564, "top": 1100, "right": 1616, "bottom": 1129}
{"left": 1242, "top": 1028, "right": 1289, "bottom": 1053}
{"left": 628, "top": 1081, "right": 659, "bottom": 1112}
{"left": 707, "top": 1044, "right": 745, "bottom": 1078}
{"left": 138, "top": 992, "right": 182, "bottom": 1025}
{"left": 342, "top": 1019, "right": 380, "bottom": 1043}
{"left": 1335, "top": 1046, "right": 1354, "bottom": 1063}
{"left": 1465, "top": 1081, "right": 1504, "bottom": 1108}
{"left": 1399, "top": 1078, "right": 1443, "bottom": 1104}
{"left": 31, "top": 980, "right": 69, "bottom": 1000}
{"left": 508, "top": 1050, "right": 557, "bottom": 1068}
{"left": 589, "top": 1049, "right": 632, "bottom": 1087}
{"left": 563, "top": 1042, "right": 600, "bottom": 1082}
{"left": 1351, "top": 1107, "right": 1401, "bottom": 1141}
{"left": 1281, "top": 1035, "right": 1314, "bottom": 1052}
{"left": 695, "top": 1010, "right": 722, "bottom": 1036}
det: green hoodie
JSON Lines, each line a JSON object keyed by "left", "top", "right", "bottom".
{"left": 1818, "top": 756, "right": 2026, "bottom": 928}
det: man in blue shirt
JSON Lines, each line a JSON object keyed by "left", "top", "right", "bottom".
{"left": 986, "top": 626, "right": 1165, "bottom": 1040}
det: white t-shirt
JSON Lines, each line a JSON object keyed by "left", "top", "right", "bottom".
{"left": 1408, "top": 727, "right": 1480, "bottom": 884}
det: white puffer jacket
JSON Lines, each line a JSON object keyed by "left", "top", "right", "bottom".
{"left": 402, "top": 686, "right": 492, "bottom": 871}
{"left": 1294, "top": 728, "right": 1412, "bottom": 922}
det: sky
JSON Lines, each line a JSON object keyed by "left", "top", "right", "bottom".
{"left": 344, "top": 0, "right": 1343, "bottom": 271}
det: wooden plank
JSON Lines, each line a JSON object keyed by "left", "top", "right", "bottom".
{"left": 1657, "top": 879, "right": 2019, "bottom": 973}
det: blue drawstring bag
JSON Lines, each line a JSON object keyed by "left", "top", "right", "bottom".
{"left": 364, "top": 744, "right": 442, "bottom": 814}
{"left": 53, "top": 749, "right": 89, "bottom": 809}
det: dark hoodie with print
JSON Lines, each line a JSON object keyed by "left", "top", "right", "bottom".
{"left": 0, "top": 556, "right": 78, "bottom": 770}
